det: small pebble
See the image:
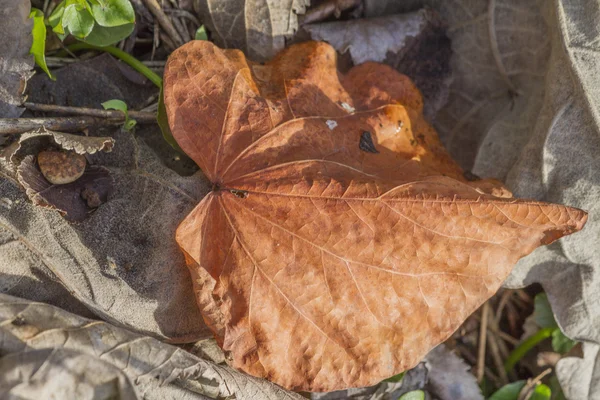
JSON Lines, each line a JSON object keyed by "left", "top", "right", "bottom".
{"left": 38, "top": 150, "right": 86, "bottom": 185}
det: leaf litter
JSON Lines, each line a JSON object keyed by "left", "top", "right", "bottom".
{"left": 0, "top": 0, "right": 599, "bottom": 398}
{"left": 164, "top": 39, "right": 585, "bottom": 391}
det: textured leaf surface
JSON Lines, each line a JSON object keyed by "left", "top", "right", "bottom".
{"left": 0, "top": 0, "right": 34, "bottom": 118}
{"left": 0, "top": 57, "right": 213, "bottom": 342}
{"left": 193, "top": 0, "right": 309, "bottom": 61}
{"left": 163, "top": 40, "right": 586, "bottom": 391}
{"left": 0, "top": 294, "right": 303, "bottom": 400}
{"left": 359, "top": 0, "right": 600, "bottom": 396}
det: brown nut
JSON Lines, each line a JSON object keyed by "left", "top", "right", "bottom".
{"left": 37, "top": 150, "right": 86, "bottom": 185}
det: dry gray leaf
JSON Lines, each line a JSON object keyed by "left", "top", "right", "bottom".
{"left": 303, "top": 8, "right": 452, "bottom": 119}
{"left": 363, "top": 0, "right": 599, "bottom": 396}
{"left": 17, "top": 155, "right": 113, "bottom": 222}
{"left": 0, "top": 127, "right": 114, "bottom": 169}
{"left": 0, "top": 349, "right": 139, "bottom": 400}
{"left": 311, "top": 345, "right": 478, "bottom": 400}
{"left": 0, "top": 0, "right": 34, "bottom": 118}
{"left": 556, "top": 343, "right": 600, "bottom": 399}
{"left": 193, "top": 0, "right": 310, "bottom": 61}
{"left": 0, "top": 293, "right": 303, "bottom": 400}
{"left": 424, "top": 345, "right": 483, "bottom": 400}
{"left": 0, "top": 127, "right": 212, "bottom": 342}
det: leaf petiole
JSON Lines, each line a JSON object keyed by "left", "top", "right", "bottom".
{"left": 66, "top": 43, "right": 163, "bottom": 88}
{"left": 504, "top": 327, "right": 554, "bottom": 373}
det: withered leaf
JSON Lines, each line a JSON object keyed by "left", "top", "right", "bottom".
{"left": 17, "top": 155, "right": 113, "bottom": 222}
{"left": 164, "top": 41, "right": 587, "bottom": 391}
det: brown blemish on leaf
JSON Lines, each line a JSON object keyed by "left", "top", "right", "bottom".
{"left": 163, "top": 40, "right": 587, "bottom": 392}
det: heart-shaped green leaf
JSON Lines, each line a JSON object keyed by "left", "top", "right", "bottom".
{"left": 63, "top": 3, "right": 95, "bottom": 39}
{"left": 82, "top": 22, "right": 134, "bottom": 46}
{"left": 89, "top": 0, "right": 135, "bottom": 27}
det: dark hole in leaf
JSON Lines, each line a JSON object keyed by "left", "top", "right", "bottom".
{"left": 230, "top": 189, "right": 248, "bottom": 199}
{"left": 463, "top": 171, "right": 480, "bottom": 182}
{"left": 359, "top": 131, "right": 379, "bottom": 153}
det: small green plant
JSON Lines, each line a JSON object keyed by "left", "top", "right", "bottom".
{"left": 489, "top": 380, "right": 552, "bottom": 400}
{"left": 195, "top": 25, "right": 208, "bottom": 41}
{"left": 398, "top": 390, "right": 425, "bottom": 400}
{"left": 49, "top": 0, "right": 135, "bottom": 47}
{"left": 504, "top": 293, "right": 576, "bottom": 372}
{"left": 29, "top": 8, "right": 54, "bottom": 80}
{"left": 102, "top": 99, "right": 136, "bottom": 131}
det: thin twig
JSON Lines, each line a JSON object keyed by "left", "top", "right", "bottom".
{"left": 163, "top": 0, "right": 192, "bottom": 42}
{"left": 24, "top": 103, "right": 157, "bottom": 123}
{"left": 476, "top": 302, "right": 489, "bottom": 383}
{"left": 456, "top": 343, "right": 501, "bottom": 386}
{"left": 143, "top": 0, "right": 185, "bottom": 47}
{"left": 487, "top": 334, "right": 510, "bottom": 385}
{"left": 484, "top": 305, "right": 510, "bottom": 385}
{"left": 495, "top": 289, "right": 513, "bottom": 325}
{"left": 0, "top": 117, "right": 123, "bottom": 135}
{"left": 301, "top": 0, "right": 362, "bottom": 25}
{"left": 517, "top": 368, "right": 553, "bottom": 400}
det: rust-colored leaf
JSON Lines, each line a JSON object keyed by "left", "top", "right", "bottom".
{"left": 164, "top": 41, "right": 587, "bottom": 391}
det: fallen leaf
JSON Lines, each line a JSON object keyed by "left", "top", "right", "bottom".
{"left": 424, "top": 345, "right": 483, "bottom": 400}
{"left": 163, "top": 40, "right": 587, "bottom": 391}
{"left": 303, "top": 8, "right": 452, "bottom": 119}
{"left": 0, "top": 126, "right": 212, "bottom": 342}
{"left": 0, "top": 293, "right": 304, "bottom": 400}
{"left": 1, "top": 55, "right": 209, "bottom": 342}
{"left": 17, "top": 155, "right": 113, "bottom": 222}
{"left": 1, "top": 127, "right": 114, "bottom": 169}
{"left": 360, "top": 1, "right": 600, "bottom": 396}
{"left": 192, "top": 0, "right": 310, "bottom": 61}
{"left": 0, "top": 0, "right": 34, "bottom": 118}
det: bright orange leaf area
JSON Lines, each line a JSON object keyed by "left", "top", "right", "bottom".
{"left": 164, "top": 41, "right": 586, "bottom": 391}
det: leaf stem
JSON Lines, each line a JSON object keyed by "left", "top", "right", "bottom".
{"left": 503, "top": 327, "right": 554, "bottom": 373}
{"left": 66, "top": 43, "right": 163, "bottom": 88}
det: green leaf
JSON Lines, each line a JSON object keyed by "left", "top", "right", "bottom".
{"left": 548, "top": 375, "right": 567, "bottom": 400}
{"left": 534, "top": 293, "right": 558, "bottom": 329}
{"left": 102, "top": 99, "right": 136, "bottom": 131}
{"left": 81, "top": 23, "right": 134, "bottom": 46}
{"left": 489, "top": 380, "right": 527, "bottom": 400}
{"left": 530, "top": 384, "right": 552, "bottom": 400}
{"left": 398, "top": 390, "right": 425, "bottom": 400}
{"left": 382, "top": 371, "right": 405, "bottom": 383}
{"left": 157, "top": 85, "right": 184, "bottom": 152}
{"left": 551, "top": 329, "right": 576, "bottom": 353}
{"left": 63, "top": 3, "right": 95, "bottom": 39}
{"left": 49, "top": 1, "right": 66, "bottom": 35}
{"left": 195, "top": 25, "right": 208, "bottom": 41}
{"left": 29, "top": 8, "right": 55, "bottom": 80}
{"left": 88, "top": 0, "right": 135, "bottom": 27}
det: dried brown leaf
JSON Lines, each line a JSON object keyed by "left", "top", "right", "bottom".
{"left": 163, "top": 40, "right": 587, "bottom": 391}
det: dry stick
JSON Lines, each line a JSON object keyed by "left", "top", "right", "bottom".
{"left": 24, "top": 103, "right": 157, "bottom": 123}
{"left": 456, "top": 343, "right": 501, "bottom": 386}
{"left": 301, "top": 0, "right": 362, "bottom": 25}
{"left": 485, "top": 306, "right": 510, "bottom": 385}
{"left": 487, "top": 334, "right": 510, "bottom": 385}
{"left": 516, "top": 368, "right": 553, "bottom": 400}
{"left": 0, "top": 117, "right": 123, "bottom": 135}
{"left": 163, "top": 1, "right": 192, "bottom": 42}
{"left": 476, "top": 302, "right": 489, "bottom": 383}
{"left": 160, "top": 32, "right": 177, "bottom": 52}
{"left": 143, "top": 0, "right": 185, "bottom": 47}
{"left": 494, "top": 289, "right": 513, "bottom": 325}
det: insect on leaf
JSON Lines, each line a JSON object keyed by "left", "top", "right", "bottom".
{"left": 163, "top": 41, "right": 587, "bottom": 391}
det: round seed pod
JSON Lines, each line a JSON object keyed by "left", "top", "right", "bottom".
{"left": 37, "top": 150, "right": 86, "bottom": 185}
